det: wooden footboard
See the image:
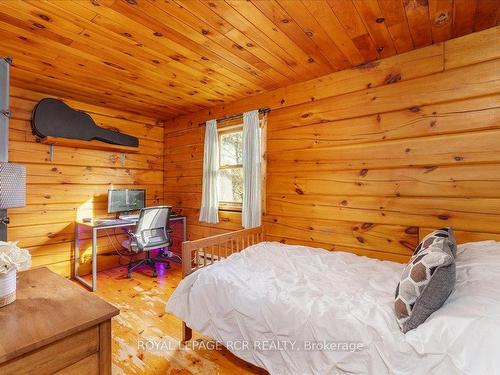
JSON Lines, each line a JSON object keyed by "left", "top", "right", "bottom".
{"left": 180, "top": 226, "right": 264, "bottom": 342}
{"left": 182, "top": 226, "right": 264, "bottom": 277}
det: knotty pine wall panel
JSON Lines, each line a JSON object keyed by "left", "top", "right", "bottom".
{"left": 164, "top": 27, "right": 500, "bottom": 262}
{"left": 7, "top": 87, "right": 164, "bottom": 277}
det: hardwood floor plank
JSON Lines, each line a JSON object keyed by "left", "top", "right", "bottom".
{"left": 91, "top": 265, "right": 268, "bottom": 374}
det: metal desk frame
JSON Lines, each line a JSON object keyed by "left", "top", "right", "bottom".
{"left": 74, "top": 216, "right": 186, "bottom": 291}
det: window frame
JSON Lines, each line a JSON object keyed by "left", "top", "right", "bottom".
{"left": 217, "top": 124, "right": 244, "bottom": 211}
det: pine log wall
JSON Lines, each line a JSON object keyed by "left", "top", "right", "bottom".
{"left": 164, "top": 27, "right": 500, "bottom": 263}
{"left": 7, "top": 87, "right": 164, "bottom": 277}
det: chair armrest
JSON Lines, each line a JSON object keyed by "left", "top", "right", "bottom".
{"left": 127, "top": 231, "right": 137, "bottom": 240}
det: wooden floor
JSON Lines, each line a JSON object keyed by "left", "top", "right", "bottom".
{"left": 87, "top": 262, "right": 267, "bottom": 375}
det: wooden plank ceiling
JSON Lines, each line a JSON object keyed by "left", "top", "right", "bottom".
{"left": 0, "top": 0, "right": 498, "bottom": 119}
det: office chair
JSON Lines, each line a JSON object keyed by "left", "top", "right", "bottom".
{"left": 122, "top": 206, "right": 173, "bottom": 278}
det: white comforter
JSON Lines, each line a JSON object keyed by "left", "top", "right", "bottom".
{"left": 166, "top": 241, "right": 500, "bottom": 375}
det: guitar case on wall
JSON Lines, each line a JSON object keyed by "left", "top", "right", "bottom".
{"left": 31, "top": 98, "right": 139, "bottom": 147}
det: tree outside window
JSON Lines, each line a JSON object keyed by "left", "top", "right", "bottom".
{"left": 218, "top": 126, "right": 243, "bottom": 210}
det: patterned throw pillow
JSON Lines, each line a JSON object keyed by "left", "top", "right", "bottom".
{"left": 394, "top": 228, "right": 457, "bottom": 333}
{"left": 413, "top": 227, "right": 457, "bottom": 256}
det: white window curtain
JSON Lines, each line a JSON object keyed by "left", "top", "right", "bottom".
{"left": 242, "top": 110, "right": 262, "bottom": 228}
{"left": 199, "top": 119, "right": 219, "bottom": 224}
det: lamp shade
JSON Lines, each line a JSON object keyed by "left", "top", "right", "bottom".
{"left": 0, "top": 162, "right": 26, "bottom": 209}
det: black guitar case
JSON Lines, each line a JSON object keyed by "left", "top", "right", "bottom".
{"left": 31, "top": 98, "right": 139, "bottom": 147}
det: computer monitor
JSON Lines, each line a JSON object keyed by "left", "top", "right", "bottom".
{"left": 107, "top": 189, "right": 145, "bottom": 214}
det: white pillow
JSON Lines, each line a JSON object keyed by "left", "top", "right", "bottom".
{"left": 404, "top": 241, "right": 500, "bottom": 374}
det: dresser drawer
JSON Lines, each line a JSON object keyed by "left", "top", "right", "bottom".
{"left": 0, "top": 327, "right": 99, "bottom": 375}
{"left": 55, "top": 353, "right": 99, "bottom": 375}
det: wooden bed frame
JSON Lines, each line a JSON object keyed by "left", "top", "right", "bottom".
{"left": 179, "top": 225, "right": 498, "bottom": 341}
{"left": 180, "top": 227, "right": 264, "bottom": 342}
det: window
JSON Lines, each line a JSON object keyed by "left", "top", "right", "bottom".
{"left": 218, "top": 126, "right": 243, "bottom": 210}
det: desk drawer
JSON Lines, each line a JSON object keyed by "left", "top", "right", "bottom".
{"left": 0, "top": 326, "right": 99, "bottom": 375}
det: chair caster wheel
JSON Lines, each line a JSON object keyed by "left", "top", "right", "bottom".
{"left": 127, "top": 273, "right": 132, "bottom": 279}
{"left": 152, "top": 271, "right": 157, "bottom": 277}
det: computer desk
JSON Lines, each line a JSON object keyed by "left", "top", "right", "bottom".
{"left": 74, "top": 215, "right": 186, "bottom": 291}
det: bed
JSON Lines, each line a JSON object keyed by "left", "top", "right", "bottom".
{"left": 166, "top": 228, "right": 500, "bottom": 375}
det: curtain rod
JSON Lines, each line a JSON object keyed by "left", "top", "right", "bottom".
{"left": 199, "top": 107, "right": 271, "bottom": 126}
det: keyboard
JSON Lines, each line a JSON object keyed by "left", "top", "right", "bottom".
{"left": 94, "top": 219, "right": 127, "bottom": 226}
{"left": 119, "top": 214, "right": 139, "bottom": 221}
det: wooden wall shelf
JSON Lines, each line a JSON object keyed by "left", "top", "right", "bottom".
{"left": 40, "top": 136, "right": 139, "bottom": 153}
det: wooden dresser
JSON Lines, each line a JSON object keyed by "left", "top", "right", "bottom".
{"left": 0, "top": 268, "right": 119, "bottom": 375}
